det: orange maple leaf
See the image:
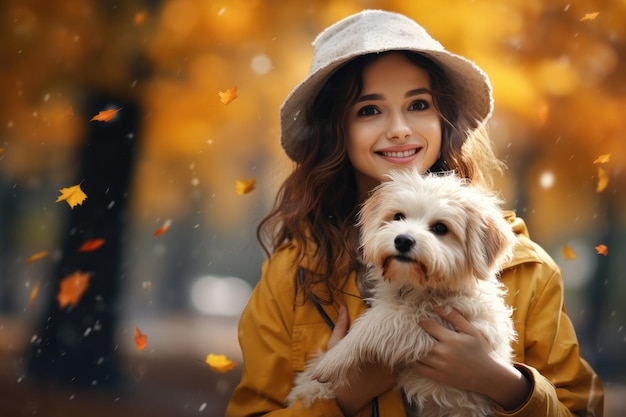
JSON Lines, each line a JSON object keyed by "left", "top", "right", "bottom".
{"left": 562, "top": 244, "right": 576, "bottom": 260}
{"left": 57, "top": 270, "right": 91, "bottom": 308}
{"left": 219, "top": 86, "right": 238, "bottom": 105}
{"left": 154, "top": 219, "right": 172, "bottom": 236}
{"left": 27, "top": 250, "right": 49, "bottom": 264}
{"left": 56, "top": 182, "right": 87, "bottom": 208}
{"left": 205, "top": 353, "right": 236, "bottom": 373}
{"left": 236, "top": 178, "right": 256, "bottom": 195}
{"left": 595, "top": 245, "right": 608, "bottom": 256}
{"left": 596, "top": 167, "right": 609, "bottom": 192}
{"left": 91, "top": 108, "right": 122, "bottom": 122}
{"left": 78, "top": 238, "right": 105, "bottom": 252}
{"left": 29, "top": 281, "right": 41, "bottom": 310}
{"left": 593, "top": 154, "right": 610, "bottom": 164}
{"left": 134, "top": 326, "right": 148, "bottom": 351}
{"left": 580, "top": 12, "right": 599, "bottom": 21}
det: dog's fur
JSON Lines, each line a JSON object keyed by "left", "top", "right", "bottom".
{"left": 287, "top": 170, "right": 518, "bottom": 417}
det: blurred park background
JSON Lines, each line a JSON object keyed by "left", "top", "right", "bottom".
{"left": 0, "top": 0, "right": 624, "bottom": 415}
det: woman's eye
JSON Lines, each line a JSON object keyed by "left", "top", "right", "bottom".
{"left": 357, "top": 105, "right": 380, "bottom": 117}
{"left": 393, "top": 213, "right": 405, "bottom": 221}
{"left": 409, "top": 100, "right": 430, "bottom": 111}
{"left": 431, "top": 222, "right": 448, "bottom": 235}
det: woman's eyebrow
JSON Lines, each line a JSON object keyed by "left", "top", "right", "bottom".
{"left": 355, "top": 93, "right": 383, "bottom": 103}
{"left": 356, "top": 88, "right": 432, "bottom": 103}
{"left": 405, "top": 88, "right": 432, "bottom": 98}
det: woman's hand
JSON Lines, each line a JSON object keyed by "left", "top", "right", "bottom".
{"left": 416, "top": 307, "right": 531, "bottom": 411}
{"left": 330, "top": 305, "right": 397, "bottom": 416}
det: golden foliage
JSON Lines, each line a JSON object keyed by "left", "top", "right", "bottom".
{"left": 56, "top": 183, "right": 88, "bottom": 209}
{"left": 205, "top": 353, "right": 236, "bottom": 373}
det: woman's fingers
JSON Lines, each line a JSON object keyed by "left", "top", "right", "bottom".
{"left": 434, "top": 306, "right": 477, "bottom": 335}
{"left": 327, "top": 304, "right": 349, "bottom": 349}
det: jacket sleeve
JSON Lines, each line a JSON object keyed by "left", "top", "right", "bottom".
{"left": 225, "top": 256, "right": 346, "bottom": 417}
{"left": 496, "top": 261, "right": 604, "bottom": 417}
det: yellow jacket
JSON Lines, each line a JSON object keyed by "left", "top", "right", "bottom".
{"left": 226, "top": 213, "right": 604, "bottom": 416}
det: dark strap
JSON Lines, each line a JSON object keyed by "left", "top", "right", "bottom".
{"left": 313, "top": 300, "right": 335, "bottom": 330}
{"left": 312, "top": 299, "right": 380, "bottom": 417}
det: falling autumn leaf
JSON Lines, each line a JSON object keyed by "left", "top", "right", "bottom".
{"left": 90, "top": 108, "right": 122, "bottom": 122}
{"left": 595, "top": 245, "right": 608, "bottom": 256}
{"left": 580, "top": 12, "right": 599, "bottom": 21}
{"left": 219, "top": 86, "right": 238, "bottom": 105}
{"left": 134, "top": 11, "right": 147, "bottom": 25}
{"left": 562, "top": 244, "right": 577, "bottom": 260}
{"left": 236, "top": 178, "right": 256, "bottom": 195}
{"left": 153, "top": 219, "right": 172, "bottom": 236}
{"left": 78, "top": 238, "right": 105, "bottom": 252}
{"left": 56, "top": 182, "right": 87, "bottom": 208}
{"left": 134, "top": 326, "right": 148, "bottom": 351}
{"left": 57, "top": 270, "right": 91, "bottom": 308}
{"left": 205, "top": 354, "right": 236, "bottom": 373}
{"left": 596, "top": 167, "right": 609, "bottom": 192}
{"left": 593, "top": 154, "right": 610, "bottom": 164}
{"left": 29, "top": 281, "right": 41, "bottom": 310}
{"left": 27, "top": 250, "right": 49, "bottom": 264}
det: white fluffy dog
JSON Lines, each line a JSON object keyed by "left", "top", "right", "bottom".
{"left": 287, "top": 170, "right": 518, "bottom": 417}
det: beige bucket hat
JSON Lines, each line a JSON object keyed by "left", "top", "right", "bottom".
{"left": 280, "top": 9, "right": 494, "bottom": 162}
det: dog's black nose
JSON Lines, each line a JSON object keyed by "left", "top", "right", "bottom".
{"left": 394, "top": 234, "right": 415, "bottom": 253}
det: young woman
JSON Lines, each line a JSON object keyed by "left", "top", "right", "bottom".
{"left": 226, "top": 10, "right": 604, "bottom": 417}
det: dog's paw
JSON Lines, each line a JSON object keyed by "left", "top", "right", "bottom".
{"left": 287, "top": 376, "right": 335, "bottom": 407}
{"left": 308, "top": 359, "right": 354, "bottom": 388}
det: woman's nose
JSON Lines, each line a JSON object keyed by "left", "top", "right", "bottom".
{"left": 386, "top": 113, "right": 411, "bottom": 142}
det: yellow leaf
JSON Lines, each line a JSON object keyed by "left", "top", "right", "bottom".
{"left": 29, "top": 281, "right": 40, "bottom": 310}
{"left": 90, "top": 108, "right": 122, "bottom": 122}
{"left": 205, "top": 353, "right": 236, "bottom": 373}
{"left": 593, "top": 154, "right": 610, "bottom": 164}
{"left": 596, "top": 167, "right": 608, "bottom": 192}
{"left": 236, "top": 178, "right": 256, "bottom": 195}
{"left": 134, "top": 326, "right": 148, "bottom": 351}
{"left": 57, "top": 270, "right": 91, "bottom": 308}
{"left": 562, "top": 244, "right": 576, "bottom": 260}
{"left": 580, "top": 12, "right": 599, "bottom": 21}
{"left": 27, "top": 250, "right": 49, "bottom": 264}
{"left": 56, "top": 183, "right": 87, "bottom": 208}
{"left": 219, "top": 86, "right": 238, "bottom": 105}
{"left": 595, "top": 245, "right": 608, "bottom": 256}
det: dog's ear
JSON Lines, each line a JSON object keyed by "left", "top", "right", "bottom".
{"left": 465, "top": 199, "right": 516, "bottom": 280}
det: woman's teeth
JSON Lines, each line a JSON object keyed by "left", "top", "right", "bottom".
{"left": 381, "top": 149, "right": 417, "bottom": 158}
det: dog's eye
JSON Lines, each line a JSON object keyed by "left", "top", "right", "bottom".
{"left": 393, "top": 213, "right": 405, "bottom": 221}
{"left": 431, "top": 222, "right": 448, "bottom": 235}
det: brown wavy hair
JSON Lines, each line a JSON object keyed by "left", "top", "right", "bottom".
{"left": 258, "top": 51, "right": 504, "bottom": 305}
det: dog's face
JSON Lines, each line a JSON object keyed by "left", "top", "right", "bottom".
{"left": 358, "top": 170, "right": 516, "bottom": 292}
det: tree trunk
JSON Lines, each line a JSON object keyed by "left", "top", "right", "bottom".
{"left": 27, "top": 92, "right": 140, "bottom": 388}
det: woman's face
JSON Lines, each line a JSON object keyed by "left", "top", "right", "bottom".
{"left": 346, "top": 52, "right": 442, "bottom": 198}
